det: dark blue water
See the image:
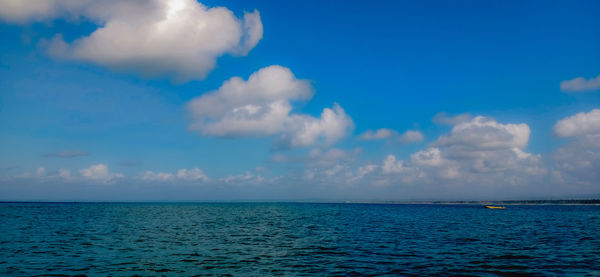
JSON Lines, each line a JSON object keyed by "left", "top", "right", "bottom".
{"left": 1, "top": 203, "right": 599, "bottom": 276}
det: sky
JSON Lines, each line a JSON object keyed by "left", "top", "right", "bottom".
{"left": 0, "top": 0, "right": 599, "bottom": 201}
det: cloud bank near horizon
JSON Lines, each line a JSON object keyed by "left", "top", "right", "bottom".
{"left": 5, "top": 110, "right": 599, "bottom": 200}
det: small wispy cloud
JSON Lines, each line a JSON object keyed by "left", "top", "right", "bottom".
{"left": 358, "top": 129, "right": 395, "bottom": 140}
{"left": 398, "top": 130, "right": 424, "bottom": 143}
{"left": 80, "top": 164, "right": 123, "bottom": 182}
{"left": 358, "top": 129, "right": 423, "bottom": 143}
{"left": 560, "top": 74, "right": 600, "bottom": 92}
{"left": 42, "top": 150, "right": 89, "bottom": 158}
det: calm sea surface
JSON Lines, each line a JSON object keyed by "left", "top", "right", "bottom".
{"left": 0, "top": 203, "right": 598, "bottom": 276}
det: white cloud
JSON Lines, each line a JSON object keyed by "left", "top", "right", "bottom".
{"left": 432, "top": 112, "right": 472, "bottom": 125}
{"left": 142, "top": 171, "right": 174, "bottom": 181}
{"left": 272, "top": 148, "right": 361, "bottom": 170}
{"left": 270, "top": 153, "right": 288, "bottom": 163}
{"left": 378, "top": 116, "right": 544, "bottom": 186}
{"left": 411, "top": 148, "right": 444, "bottom": 167}
{"left": 58, "top": 169, "right": 71, "bottom": 179}
{"left": 358, "top": 128, "right": 423, "bottom": 143}
{"left": 274, "top": 148, "right": 368, "bottom": 184}
{"left": 307, "top": 148, "right": 354, "bottom": 167}
{"left": 553, "top": 109, "right": 600, "bottom": 137}
{"left": 382, "top": 155, "right": 408, "bottom": 174}
{"left": 142, "top": 167, "right": 209, "bottom": 182}
{"left": 435, "top": 116, "right": 530, "bottom": 150}
{"left": 15, "top": 167, "right": 73, "bottom": 180}
{"left": 324, "top": 164, "right": 346, "bottom": 178}
{"left": 432, "top": 117, "right": 541, "bottom": 179}
{"left": 176, "top": 168, "right": 209, "bottom": 182}
{"left": 187, "top": 65, "right": 354, "bottom": 148}
{"left": 553, "top": 135, "right": 600, "bottom": 186}
{"left": 380, "top": 155, "right": 421, "bottom": 184}
{"left": 237, "top": 10, "right": 263, "bottom": 56}
{"left": 552, "top": 110, "right": 600, "bottom": 187}
{"left": 0, "top": 0, "right": 86, "bottom": 23}
{"left": 356, "top": 164, "right": 378, "bottom": 178}
{"left": 35, "top": 167, "right": 46, "bottom": 177}
{"left": 282, "top": 104, "right": 354, "bottom": 148}
{"left": 303, "top": 169, "right": 316, "bottom": 180}
{"left": 560, "top": 74, "right": 600, "bottom": 92}
{"left": 187, "top": 65, "right": 313, "bottom": 135}
{"left": 80, "top": 164, "right": 123, "bottom": 182}
{"left": 271, "top": 150, "right": 363, "bottom": 186}
{"left": 399, "top": 130, "right": 424, "bottom": 143}
{"left": 301, "top": 161, "right": 377, "bottom": 184}
{"left": 358, "top": 129, "right": 395, "bottom": 140}
{"left": 2, "top": 0, "right": 263, "bottom": 81}
{"left": 221, "top": 171, "right": 263, "bottom": 184}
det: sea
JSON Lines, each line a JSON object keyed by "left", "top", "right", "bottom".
{"left": 0, "top": 202, "right": 598, "bottom": 276}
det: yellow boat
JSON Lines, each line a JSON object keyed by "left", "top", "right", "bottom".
{"left": 484, "top": 205, "right": 505, "bottom": 209}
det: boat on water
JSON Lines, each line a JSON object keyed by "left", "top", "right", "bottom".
{"left": 484, "top": 205, "right": 505, "bottom": 209}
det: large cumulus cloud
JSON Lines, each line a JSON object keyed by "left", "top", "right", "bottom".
{"left": 1, "top": 0, "right": 262, "bottom": 81}
{"left": 381, "top": 116, "right": 544, "bottom": 187}
{"left": 552, "top": 109, "right": 600, "bottom": 188}
{"left": 186, "top": 65, "right": 354, "bottom": 148}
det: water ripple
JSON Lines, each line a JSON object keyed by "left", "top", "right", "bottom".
{"left": 0, "top": 203, "right": 598, "bottom": 275}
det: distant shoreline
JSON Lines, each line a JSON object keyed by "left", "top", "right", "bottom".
{"left": 340, "top": 199, "right": 600, "bottom": 205}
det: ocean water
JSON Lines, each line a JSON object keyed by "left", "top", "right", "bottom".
{"left": 0, "top": 203, "right": 599, "bottom": 276}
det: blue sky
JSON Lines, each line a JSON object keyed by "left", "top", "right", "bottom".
{"left": 0, "top": 0, "right": 599, "bottom": 201}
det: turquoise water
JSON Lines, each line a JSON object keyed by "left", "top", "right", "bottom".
{"left": 1, "top": 203, "right": 599, "bottom": 276}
